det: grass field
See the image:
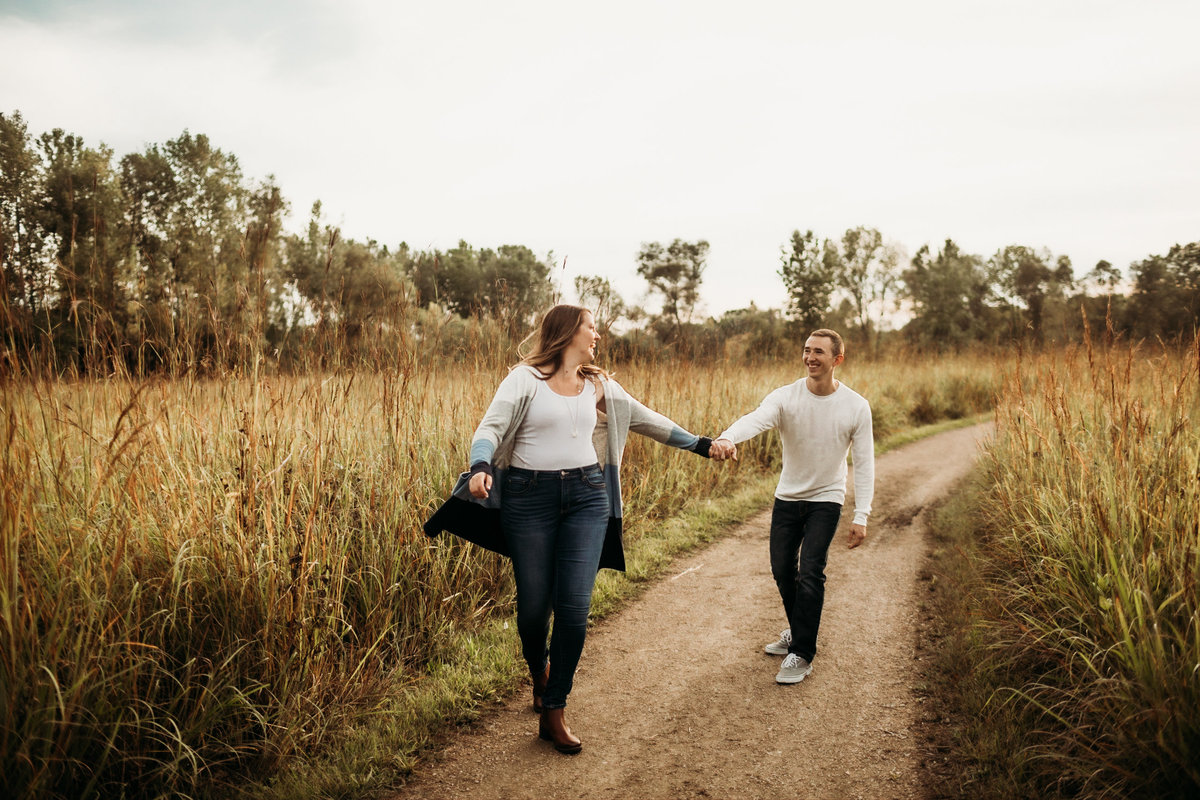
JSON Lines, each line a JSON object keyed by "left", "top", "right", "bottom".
{"left": 922, "top": 336, "right": 1199, "bottom": 799}
{"left": 2, "top": 351, "right": 1000, "bottom": 799}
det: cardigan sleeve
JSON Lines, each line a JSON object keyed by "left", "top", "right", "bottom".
{"left": 468, "top": 367, "right": 532, "bottom": 471}
{"left": 619, "top": 381, "right": 711, "bottom": 456}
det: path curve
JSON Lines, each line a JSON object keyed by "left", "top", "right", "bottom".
{"left": 390, "top": 423, "right": 992, "bottom": 800}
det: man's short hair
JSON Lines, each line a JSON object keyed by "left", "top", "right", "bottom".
{"left": 808, "top": 328, "right": 844, "bottom": 359}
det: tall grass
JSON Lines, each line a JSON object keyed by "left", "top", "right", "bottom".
{"left": 973, "top": 334, "right": 1200, "bottom": 797}
{"left": 1, "top": 350, "right": 999, "bottom": 799}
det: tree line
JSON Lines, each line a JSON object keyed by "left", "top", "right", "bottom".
{"left": 581, "top": 225, "right": 1196, "bottom": 361}
{"left": 0, "top": 111, "right": 558, "bottom": 374}
{"left": 2, "top": 110, "right": 1196, "bottom": 375}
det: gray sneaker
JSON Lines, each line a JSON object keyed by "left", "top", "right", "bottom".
{"left": 764, "top": 628, "right": 792, "bottom": 655}
{"left": 775, "top": 652, "right": 813, "bottom": 684}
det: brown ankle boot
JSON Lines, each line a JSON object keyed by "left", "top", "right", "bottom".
{"left": 538, "top": 707, "right": 582, "bottom": 754}
{"left": 531, "top": 663, "right": 549, "bottom": 712}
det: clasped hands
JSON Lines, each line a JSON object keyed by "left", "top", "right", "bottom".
{"left": 710, "top": 438, "right": 737, "bottom": 462}
{"left": 469, "top": 438, "right": 737, "bottom": 498}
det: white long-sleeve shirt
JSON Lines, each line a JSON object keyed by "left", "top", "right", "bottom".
{"left": 720, "top": 379, "right": 874, "bottom": 526}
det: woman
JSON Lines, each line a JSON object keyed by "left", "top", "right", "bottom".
{"left": 424, "top": 304, "right": 716, "bottom": 754}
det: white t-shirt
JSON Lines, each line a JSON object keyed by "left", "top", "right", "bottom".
{"left": 510, "top": 373, "right": 599, "bottom": 470}
{"left": 719, "top": 379, "right": 874, "bottom": 525}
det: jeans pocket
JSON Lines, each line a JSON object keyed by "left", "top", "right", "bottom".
{"left": 504, "top": 474, "right": 534, "bottom": 495}
{"left": 581, "top": 467, "right": 606, "bottom": 490}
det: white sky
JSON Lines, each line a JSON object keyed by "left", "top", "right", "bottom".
{"left": 2, "top": 0, "right": 1198, "bottom": 317}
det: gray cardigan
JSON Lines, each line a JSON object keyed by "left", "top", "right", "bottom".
{"left": 424, "top": 365, "right": 712, "bottom": 571}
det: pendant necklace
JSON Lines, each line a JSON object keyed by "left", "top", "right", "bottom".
{"left": 564, "top": 383, "right": 581, "bottom": 437}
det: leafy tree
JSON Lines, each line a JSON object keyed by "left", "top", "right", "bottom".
{"left": 1128, "top": 242, "right": 1200, "bottom": 339}
{"left": 284, "top": 202, "right": 417, "bottom": 347}
{"left": 1043, "top": 254, "right": 1077, "bottom": 340}
{"left": 872, "top": 242, "right": 906, "bottom": 341}
{"left": 404, "top": 247, "right": 444, "bottom": 309}
{"left": 902, "top": 239, "right": 993, "bottom": 348}
{"left": 715, "top": 303, "right": 790, "bottom": 360}
{"left": 833, "top": 226, "right": 882, "bottom": 340}
{"left": 1085, "top": 259, "right": 1121, "bottom": 293}
{"left": 573, "top": 273, "right": 625, "bottom": 336}
{"left": 1054, "top": 254, "right": 1073, "bottom": 286}
{"left": 0, "top": 110, "right": 53, "bottom": 349}
{"left": 1076, "top": 259, "right": 1128, "bottom": 341}
{"left": 778, "top": 229, "right": 837, "bottom": 330}
{"left": 636, "top": 238, "right": 709, "bottom": 340}
{"left": 988, "top": 245, "right": 1074, "bottom": 342}
{"left": 827, "top": 226, "right": 906, "bottom": 350}
{"left": 238, "top": 178, "right": 287, "bottom": 360}
{"left": 161, "top": 131, "right": 246, "bottom": 353}
{"left": 334, "top": 240, "right": 407, "bottom": 334}
{"left": 120, "top": 144, "right": 180, "bottom": 365}
{"left": 479, "top": 243, "right": 553, "bottom": 329}
{"left": 405, "top": 240, "right": 552, "bottom": 327}
{"left": 37, "top": 128, "right": 127, "bottom": 367}
{"left": 118, "top": 131, "right": 260, "bottom": 368}
{"left": 435, "top": 241, "right": 486, "bottom": 316}
{"left": 285, "top": 202, "right": 346, "bottom": 328}
{"left": 282, "top": 201, "right": 333, "bottom": 325}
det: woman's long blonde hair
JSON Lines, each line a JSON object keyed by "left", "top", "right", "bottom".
{"left": 517, "top": 304, "right": 608, "bottom": 381}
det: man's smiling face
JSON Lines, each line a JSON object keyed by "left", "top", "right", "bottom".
{"left": 803, "top": 335, "right": 842, "bottom": 379}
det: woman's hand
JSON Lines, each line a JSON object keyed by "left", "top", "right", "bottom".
{"left": 469, "top": 471, "right": 493, "bottom": 499}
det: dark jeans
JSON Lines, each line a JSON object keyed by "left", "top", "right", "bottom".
{"left": 769, "top": 499, "right": 843, "bottom": 662}
{"left": 501, "top": 464, "right": 609, "bottom": 709}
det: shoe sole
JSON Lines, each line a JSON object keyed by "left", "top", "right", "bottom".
{"left": 539, "top": 730, "right": 583, "bottom": 754}
{"left": 775, "top": 668, "right": 813, "bottom": 684}
{"left": 764, "top": 643, "right": 789, "bottom": 655}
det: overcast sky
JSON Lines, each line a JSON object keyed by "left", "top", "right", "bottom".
{"left": 2, "top": 0, "right": 1198, "bottom": 317}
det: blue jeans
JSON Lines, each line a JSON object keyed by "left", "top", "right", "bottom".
{"left": 769, "top": 499, "right": 843, "bottom": 662}
{"left": 501, "top": 464, "right": 609, "bottom": 709}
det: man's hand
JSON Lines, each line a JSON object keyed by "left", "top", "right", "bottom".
{"left": 710, "top": 438, "right": 738, "bottom": 462}
{"left": 469, "top": 471, "right": 493, "bottom": 499}
{"left": 847, "top": 523, "right": 867, "bottom": 549}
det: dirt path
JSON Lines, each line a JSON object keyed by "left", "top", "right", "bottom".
{"left": 389, "top": 423, "right": 992, "bottom": 800}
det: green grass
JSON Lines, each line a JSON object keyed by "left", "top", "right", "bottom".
{"left": 917, "top": 337, "right": 1200, "bottom": 799}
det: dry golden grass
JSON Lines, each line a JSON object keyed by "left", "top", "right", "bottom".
{"left": 1, "top": 352, "right": 1000, "bottom": 798}
{"left": 961, "top": 335, "right": 1200, "bottom": 797}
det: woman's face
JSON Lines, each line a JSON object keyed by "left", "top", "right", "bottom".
{"left": 569, "top": 311, "right": 600, "bottom": 362}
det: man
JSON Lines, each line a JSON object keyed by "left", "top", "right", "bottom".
{"left": 710, "top": 329, "right": 874, "bottom": 684}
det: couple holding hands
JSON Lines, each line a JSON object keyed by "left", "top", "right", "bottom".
{"left": 425, "top": 304, "right": 874, "bottom": 755}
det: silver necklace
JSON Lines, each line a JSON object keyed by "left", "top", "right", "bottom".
{"left": 564, "top": 382, "right": 581, "bottom": 437}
